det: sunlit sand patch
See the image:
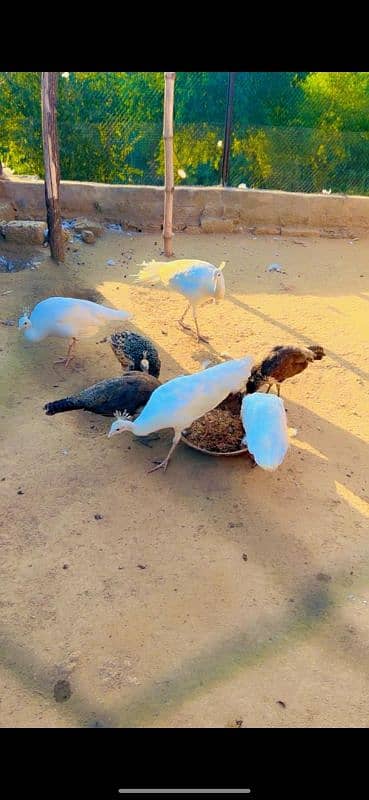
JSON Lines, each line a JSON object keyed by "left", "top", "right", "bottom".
{"left": 335, "top": 482, "right": 369, "bottom": 519}
{"left": 291, "top": 438, "right": 328, "bottom": 461}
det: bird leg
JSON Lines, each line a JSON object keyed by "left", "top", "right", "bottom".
{"left": 192, "top": 306, "right": 209, "bottom": 344}
{"left": 178, "top": 303, "right": 192, "bottom": 332}
{"left": 178, "top": 303, "right": 209, "bottom": 343}
{"left": 54, "top": 338, "right": 78, "bottom": 368}
{"left": 265, "top": 380, "right": 280, "bottom": 397}
{"left": 148, "top": 433, "right": 181, "bottom": 474}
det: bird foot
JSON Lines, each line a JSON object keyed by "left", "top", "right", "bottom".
{"left": 53, "top": 355, "right": 76, "bottom": 368}
{"left": 178, "top": 320, "right": 192, "bottom": 332}
{"left": 148, "top": 458, "right": 170, "bottom": 473}
{"left": 178, "top": 320, "right": 210, "bottom": 344}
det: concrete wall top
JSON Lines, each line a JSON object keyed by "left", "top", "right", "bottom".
{"left": 1, "top": 179, "right": 369, "bottom": 238}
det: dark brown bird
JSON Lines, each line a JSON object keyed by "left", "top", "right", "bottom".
{"left": 246, "top": 345, "right": 325, "bottom": 396}
{"left": 44, "top": 371, "right": 160, "bottom": 418}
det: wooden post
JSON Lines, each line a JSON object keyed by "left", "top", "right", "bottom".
{"left": 221, "top": 72, "right": 236, "bottom": 187}
{"left": 41, "top": 72, "right": 65, "bottom": 263}
{"left": 163, "top": 72, "right": 175, "bottom": 257}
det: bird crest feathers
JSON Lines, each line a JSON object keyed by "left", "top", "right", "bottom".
{"left": 22, "top": 305, "right": 31, "bottom": 318}
{"left": 114, "top": 410, "right": 132, "bottom": 421}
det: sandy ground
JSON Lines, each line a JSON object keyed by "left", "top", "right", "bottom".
{"left": 0, "top": 229, "right": 368, "bottom": 728}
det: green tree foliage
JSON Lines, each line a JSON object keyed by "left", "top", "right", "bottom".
{"left": 298, "top": 72, "right": 369, "bottom": 193}
{"left": 0, "top": 72, "right": 43, "bottom": 175}
{"left": 1, "top": 71, "right": 369, "bottom": 194}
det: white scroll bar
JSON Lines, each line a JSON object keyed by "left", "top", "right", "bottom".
{"left": 118, "top": 791, "right": 251, "bottom": 795}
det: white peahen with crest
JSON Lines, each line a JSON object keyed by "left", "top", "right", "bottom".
{"left": 18, "top": 296, "right": 133, "bottom": 367}
{"left": 108, "top": 355, "right": 253, "bottom": 473}
{"left": 134, "top": 259, "right": 226, "bottom": 343}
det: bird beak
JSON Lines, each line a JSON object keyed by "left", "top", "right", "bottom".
{"left": 108, "top": 426, "right": 121, "bottom": 438}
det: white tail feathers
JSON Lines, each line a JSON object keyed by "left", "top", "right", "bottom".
{"left": 115, "top": 309, "right": 133, "bottom": 320}
{"left": 97, "top": 306, "right": 132, "bottom": 321}
{"left": 134, "top": 259, "right": 225, "bottom": 287}
{"left": 134, "top": 260, "right": 171, "bottom": 285}
{"left": 241, "top": 393, "right": 289, "bottom": 471}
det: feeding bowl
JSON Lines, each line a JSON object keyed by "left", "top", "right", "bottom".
{"left": 180, "top": 392, "right": 252, "bottom": 459}
{"left": 181, "top": 435, "right": 249, "bottom": 458}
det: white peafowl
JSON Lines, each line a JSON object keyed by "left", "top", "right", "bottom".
{"left": 18, "top": 296, "right": 133, "bottom": 367}
{"left": 108, "top": 355, "right": 253, "bottom": 473}
{"left": 241, "top": 392, "right": 290, "bottom": 471}
{"left": 134, "top": 259, "right": 226, "bottom": 343}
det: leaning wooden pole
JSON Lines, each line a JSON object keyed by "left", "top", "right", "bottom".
{"left": 41, "top": 72, "right": 65, "bottom": 263}
{"left": 221, "top": 72, "right": 236, "bottom": 187}
{"left": 163, "top": 72, "right": 176, "bottom": 257}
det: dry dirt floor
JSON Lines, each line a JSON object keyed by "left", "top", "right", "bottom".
{"left": 0, "top": 229, "right": 368, "bottom": 727}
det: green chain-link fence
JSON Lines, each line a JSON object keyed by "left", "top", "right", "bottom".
{"left": 2, "top": 71, "right": 369, "bottom": 194}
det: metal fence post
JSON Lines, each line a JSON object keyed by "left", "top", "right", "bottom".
{"left": 221, "top": 72, "right": 236, "bottom": 187}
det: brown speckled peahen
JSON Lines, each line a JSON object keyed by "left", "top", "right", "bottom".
{"left": 107, "top": 331, "right": 161, "bottom": 378}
